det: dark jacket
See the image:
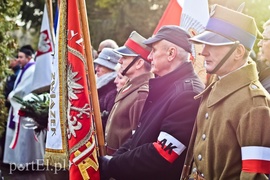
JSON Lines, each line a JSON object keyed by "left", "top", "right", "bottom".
{"left": 107, "top": 61, "right": 205, "bottom": 180}
{"left": 98, "top": 79, "right": 117, "bottom": 133}
{"left": 4, "top": 65, "right": 20, "bottom": 108}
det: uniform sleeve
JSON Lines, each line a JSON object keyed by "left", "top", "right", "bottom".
{"left": 240, "top": 171, "right": 268, "bottom": 179}
{"left": 237, "top": 106, "right": 270, "bottom": 179}
{"left": 107, "top": 91, "right": 200, "bottom": 179}
{"left": 112, "top": 89, "right": 149, "bottom": 155}
{"left": 129, "top": 90, "right": 148, "bottom": 131}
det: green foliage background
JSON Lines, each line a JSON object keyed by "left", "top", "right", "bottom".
{"left": 15, "top": 0, "right": 270, "bottom": 51}
{"left": 0, "top": 0, "right": 22, "bottom": 138}
{"left": 86, "top": 0, "right": 270, "bottom": 51}
{"left": 86, "top": 0, "right": 167, "bottom": 49}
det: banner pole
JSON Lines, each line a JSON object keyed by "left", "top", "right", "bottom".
{"left": 78, "top": 0, "right": 105, "bottom": 156}
{"left": 45, "top": 0, "right": 55, "bottom": 45}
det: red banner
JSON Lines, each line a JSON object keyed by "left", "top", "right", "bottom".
{"left": 153, "top": 0, "right": 182, "bottom": 34}
{"left": 67, "top": 0, "right": 100, "bottom": 179}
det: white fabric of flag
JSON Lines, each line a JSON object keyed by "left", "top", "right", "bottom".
{"left": 180, "top": 0, "right": 209, "bottom": 34}
{"left": 31, "top": 4, "right": 54, "bottom": 93}
{"left": 45, "top": 13, "right": 63, "bottom": 150}
{"left": 44, "top": 1, "right": 69, "bottom": 168}
{"left": 180, "top": 0, "right": 209, "bottom": 84}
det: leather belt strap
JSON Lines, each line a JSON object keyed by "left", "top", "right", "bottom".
{"left": 121, "top": 56, "right": 140, "bottom": 76}
{"left": 208, "top": 41, "right": 239, "bottom": 74}
{"left": 180, "top": 120, "right": 198, "bottom": 180}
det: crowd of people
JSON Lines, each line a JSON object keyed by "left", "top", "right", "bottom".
{"left": 0, "top": 3, "right": 270, "bottom": 180}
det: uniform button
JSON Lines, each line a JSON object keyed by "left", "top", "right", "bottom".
{"left": 198, "top": 154, "right": 202, "bottom": 161}
{"left": 202, "top": 134, "right": 206, "bottom": 140}
{"left": 251, "top": 84, "right": 258, "bottom": 89}
{"left": 205, "top": 113, "right": 209, "bottom": 119}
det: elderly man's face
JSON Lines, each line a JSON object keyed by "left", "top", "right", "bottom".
{"left": 201, "top": 44, "right": 239, "bottom": 76}
{"left": 118, "top": 56, "right": 136, "bottom": 77}
{"left": 257, "top": 26, "right": 270, "bottom": 62}
{"left": 95, "top": 64, "right": 112, "bottom": 77}
{"left": 147, "top": 40, "right": 172, "bottom": 77}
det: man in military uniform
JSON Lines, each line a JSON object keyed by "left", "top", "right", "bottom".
{"left": 182, "top": 4, "right": 270, "bottom": 180}
{"left": 99, "top": 26, "right": 204, "bottom": 180}
{"left": 105, "top": 31, "right": 154, "bottom": 155}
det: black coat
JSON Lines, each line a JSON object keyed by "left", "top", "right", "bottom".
{"left": 107, "top": 62, "right": 205, "bottom": 180}
{"left": 98, "top": 79, "right": 117, "bottom": 133}
{"left": 4, "top": 65, "right": 20, "bottom": 108}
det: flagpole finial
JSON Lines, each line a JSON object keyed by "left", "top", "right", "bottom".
{"left": 237, "top": 2, "right": 245, "bottom": 12}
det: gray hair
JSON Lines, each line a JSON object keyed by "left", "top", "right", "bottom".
{"left": 99, "top": 39, "right": 119, "bottom": 50}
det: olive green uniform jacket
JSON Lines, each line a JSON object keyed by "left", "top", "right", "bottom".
{"left": 193, "top": 60, "right": 270, "bottom": 180}
{"left": 105, "top": 72, "right": 154, "bottom": 155}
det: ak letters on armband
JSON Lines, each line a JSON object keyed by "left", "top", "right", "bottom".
{"left": 153, "top": 131, "right": 186, "bottom": 163}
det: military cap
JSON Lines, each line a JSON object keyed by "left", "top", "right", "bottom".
{"left": 144, "top": 25, "right": 192, "bottom": 53}
{"left": 189, "top": 4, "right": 258, "bottom": 50}
{"left": 94, "top": 48, "right": 122, "bottom": 70}
{"left": 114, "top": 31, "right": 152, "bottom": 62}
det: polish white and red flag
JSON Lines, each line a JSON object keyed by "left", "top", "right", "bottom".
{"left": 153, "top": 0, "right": 184, "bottom": 35}
{"left": 154, "top": 0, "right": 209, "bottom": 84}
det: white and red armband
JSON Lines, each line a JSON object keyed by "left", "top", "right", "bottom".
{"left": 241, "top": 146, "right": 270, "bottom": 174}
{"left": 153, "top": 131, "right": 186, "bottom": 163}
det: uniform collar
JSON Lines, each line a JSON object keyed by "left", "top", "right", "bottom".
{"left": 150, "top": 61, "right": 195, "bottom": 89}
{"left": 115, "top": 72, "right": 153, "bottom": 101}
{"left": 195, "top": 60, "right": 259, "bottom": 107}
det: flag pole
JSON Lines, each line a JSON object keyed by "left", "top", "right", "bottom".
{"left": 78, "top": 0, "right": 106, "bottom": 156}
{"left": 45, "top": 0, "right": 55, "bottom": 45}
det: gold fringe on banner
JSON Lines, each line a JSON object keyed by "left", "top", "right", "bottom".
{"left": 44, "top": 0, "right": 69, "bottom": 169}
{"left": 44, "top": 151, "right": 69, "bottom": 169}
